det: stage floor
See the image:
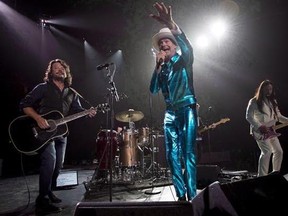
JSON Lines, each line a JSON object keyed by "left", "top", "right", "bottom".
{"left": 0, "top": 166, "right": 191, "bottom": 216}
{"left": 0, "top": 164, "right": 261, "bottom": 216}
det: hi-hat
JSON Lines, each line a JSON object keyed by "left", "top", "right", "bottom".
{"left": 115, "top": 109, "right": 144, "bottom": 122}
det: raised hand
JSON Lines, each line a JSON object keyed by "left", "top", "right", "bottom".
{"left": 150, "top": 2, "right": 176, "bottom": 29}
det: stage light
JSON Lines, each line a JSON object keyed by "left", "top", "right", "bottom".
{"left": 39, "top": 14, "right": 52, "bottom": 29}
{"left": 40, "top": 19, "right": 48, "bottom": 28}
{"left": 210, "top": 19, "right": 228, "bottom": 39}
{"left": 195, "top": 35, "right": 210, "bottom": 49}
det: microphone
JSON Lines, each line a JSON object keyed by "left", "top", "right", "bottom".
{"left": 156, "top": 58, "right": 164, "bottom": 69}
{"left": 97, "top": 63, "right": 113, "bottom": 70}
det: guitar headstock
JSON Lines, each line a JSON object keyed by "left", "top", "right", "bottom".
{"left": 96, "top": 103, "right": 110, "bottom": 113}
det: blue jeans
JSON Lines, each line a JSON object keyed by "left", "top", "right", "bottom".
{"left": 164, "top": 105, "right": 197, "bottom": 200}
{"left": 38, "top": 137, "right": 67, "bottom": 198}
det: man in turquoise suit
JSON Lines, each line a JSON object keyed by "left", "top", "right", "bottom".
{"left": 149, "top": 2, "right": 198, "bottom": 201}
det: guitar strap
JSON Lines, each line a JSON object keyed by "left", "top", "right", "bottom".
{"left": 69, "top": 87, "right": 93, "bottom": 108}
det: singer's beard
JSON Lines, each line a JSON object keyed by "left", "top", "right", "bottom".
{"left": 53, "top": 76, "right": 65, "bottom": 82}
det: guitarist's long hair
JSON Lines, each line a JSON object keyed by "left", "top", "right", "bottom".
{"left": 254, "top": 79, "right": 278, "bottom": 114}
{"left": 43, "top": 59, "right": 72, "bottom": 86}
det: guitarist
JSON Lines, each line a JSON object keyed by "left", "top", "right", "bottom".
{"left": 19, "top": 59, "right": 96, "bottom": 214}
{"left": 246, "top": 80, "right": 288, "bottom": 177}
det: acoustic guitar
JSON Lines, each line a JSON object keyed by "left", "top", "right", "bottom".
{"left": 8, "top": 103, "right": 110, "bottom": 155}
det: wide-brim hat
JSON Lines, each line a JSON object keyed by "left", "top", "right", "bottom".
{"left": 152, "top": 27, "right": 178, "bottom": 51}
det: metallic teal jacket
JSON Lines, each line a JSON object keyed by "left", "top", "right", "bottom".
{"left": 149, "top": 30, "right": 196, "bottom": 111}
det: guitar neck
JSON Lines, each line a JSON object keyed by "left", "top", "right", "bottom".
{"left": 55, "top": 109, "right": 91, "bottom": 126}
{"left": 198, "top": 118, "right": 230, "bottom": 134}
{"left": 198, "top": 123, "right": 218, "bottom": 134}
{"left": 212, "top": 122, "right": 222, "bottom": 127}
{"left": 274, "top": 122, "right": 288, "bottom": 130}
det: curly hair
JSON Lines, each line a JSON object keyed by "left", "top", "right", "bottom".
{"left": 43, "top": 59, "right": 72, "bottom": 86}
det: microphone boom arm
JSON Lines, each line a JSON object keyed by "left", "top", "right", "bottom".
{"left": 106, "top": 63, "right": 119, "bottom": 102}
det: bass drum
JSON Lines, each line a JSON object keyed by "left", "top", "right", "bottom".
{"left": 95, "top": 129, "right": 118, "bottom": 170}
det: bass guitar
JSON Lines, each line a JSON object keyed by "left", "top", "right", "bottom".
{"left": 198, "top": 118, "right": 230, "bottom": 135}
{"left": 253, "top": 120, "right": 288, "bottom": 141}
{"left": 8, "top": 103, "right": 110, "bottom": 155}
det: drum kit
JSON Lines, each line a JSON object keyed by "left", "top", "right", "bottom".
{"left": 93, "top": 109, "right": 166, "bottom": 184}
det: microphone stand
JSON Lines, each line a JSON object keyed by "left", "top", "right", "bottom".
{"left": 105, "top": 63, "right": 119, "bottom": 202}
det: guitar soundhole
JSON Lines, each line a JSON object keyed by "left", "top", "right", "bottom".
{"left": 47, "top": 120, "right": 57, "bottom": 132}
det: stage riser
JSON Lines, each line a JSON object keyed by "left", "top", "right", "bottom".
{"left": 74, "top": 201, "right": 193, "bottom": 216}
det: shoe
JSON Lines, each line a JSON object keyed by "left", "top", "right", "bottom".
{"left": 178, "top": 196, "right": 187, "bottom": 201}
{"left": 48, "top": 192, "right": 62, "bottom": 203}
{"left": 35, "top": 197, "right": 62, "bottom": 215}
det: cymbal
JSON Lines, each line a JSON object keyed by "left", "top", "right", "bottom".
{"left": 115, "top": 109, "right": 144, "bottom": 122}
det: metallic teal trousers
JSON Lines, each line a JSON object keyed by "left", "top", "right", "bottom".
{"left": 164, "top": 105, "right": 197, "bottom": 200}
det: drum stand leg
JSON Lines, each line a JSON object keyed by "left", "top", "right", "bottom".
{"left": 143, "top": 135, "right": 163, "bottom": 195}
{"left": 91, "top": 137, "right": 116, "bottom": 184}
{"left": 145, "top": 134, "right": 162, "bottom": 179}
{"left": 136, "top": 145, "right": 146, "bottom": 178}
{"left": 84, "top": 144, "right": 111, "bottom": 192}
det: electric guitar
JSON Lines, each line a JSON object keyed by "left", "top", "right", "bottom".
{"left": 253, "top": 120, "right": 288, "bottom": 141}
{"left": 8, "top": 103, "right": 110, "bottom": 155}
{"left": 198, "top": 118, "right": 230, "bottom": 134}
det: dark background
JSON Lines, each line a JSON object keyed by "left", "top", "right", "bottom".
{"left": 1, "top": 0, "right": 288, "bottom": 177}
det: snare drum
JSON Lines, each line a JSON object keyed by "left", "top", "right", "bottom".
{"left": 119, "top": 129, "right": 139, "bottom": 167}
{"left": 95, "top": 129, "right": 118, "bottom": 170}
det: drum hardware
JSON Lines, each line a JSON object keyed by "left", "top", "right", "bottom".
{"left": 142, "top": 132, "right": 164, "bottom": 195}
{"left": 114, "top": 128, "right": 142, "bottom": 184}
{"left": 120, "top": 129, "right": 139, "bottom": 167}
{"left": 95, "top": 130, "right": 118, "bottom": 170}
{"left": 145, "top": 132, "right": 161, "bottom": 179}
{"left": 88, "top": 125, "right": 168, "bottom": 189}
{"left": 137, "top": 144, "right": 151, "bottom": 178}
{"left": 114, "top": 109, "right": 144, "bottom": 183}
{"left": 138, "top": 127, "right": 150, "bottom": 147}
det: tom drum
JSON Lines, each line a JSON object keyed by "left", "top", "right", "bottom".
{"left": 138, "top": 127, "right": 150, "bottom": 146}
{"left": 120, "top": 130, "right": 139, "bottom": 167}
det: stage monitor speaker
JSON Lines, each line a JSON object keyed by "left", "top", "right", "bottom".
{"left": 220, "top": 172, "right": 288, "bottom": 215}
{"left": 197, "top": 165, "right": 220, "bottom": 189}
{"left": 192, "top": 172, "right": 288, "bottom": 216}
{"left": 74, "top": 201, "right": 193, "bottom": 216}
